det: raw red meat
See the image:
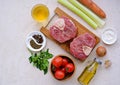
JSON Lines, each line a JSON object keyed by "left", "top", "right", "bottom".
{"left": 70, "top": 33, "right": 96, "bottom": 61}
{"left": 50, "top": 17, "right": 77, "bottom": 43}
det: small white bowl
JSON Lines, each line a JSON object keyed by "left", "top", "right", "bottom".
{"left": 102, "top": 28, "right": 117, "bottom": 45}
{"left": 26, "top": 31, "right": 46, "bottom": 52}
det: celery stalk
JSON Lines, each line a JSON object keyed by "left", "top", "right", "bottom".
{"left": 58, "top": 0, "right": 98, "bottom": 29}
{"left": 68, "top": 0, "right": 105, "bottom": 27}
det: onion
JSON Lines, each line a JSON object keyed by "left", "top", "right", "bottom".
{"left": 96, "top": 46, "right": 107, "bottom": 57}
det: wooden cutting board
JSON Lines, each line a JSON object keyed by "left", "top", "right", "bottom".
{"left": 40, "top": 7, "right": 100, "bottom": 53}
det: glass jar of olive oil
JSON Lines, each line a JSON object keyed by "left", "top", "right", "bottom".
{"left": 78, "top": 58, "right": 102, "bottom": 85}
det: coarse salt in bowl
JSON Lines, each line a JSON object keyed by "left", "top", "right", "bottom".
{"left": 102, "top": 28, "right": 117, "bottom": 45}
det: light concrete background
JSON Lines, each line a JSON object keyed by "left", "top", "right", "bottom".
{"left": 0, "top": 0, "right": 120, "bottom": 85}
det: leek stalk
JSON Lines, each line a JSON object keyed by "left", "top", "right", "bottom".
{"left": 58, "top": 0, "right": 98, "bottom": 29}
{"left": 68, "top": 0, "right": 105, "bottom": 27}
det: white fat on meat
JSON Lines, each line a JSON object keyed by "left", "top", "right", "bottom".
{"left": 53, "top": 18, "right": 65, "bottom": 30}
{"left": 82, "top": 46, "right": 92, "bottom": 56}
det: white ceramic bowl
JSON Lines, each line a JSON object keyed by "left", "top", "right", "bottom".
{"left": 26, "top": 31, "right": 46, "bottom": 52}
{"left": 102, "top": 28, "right": 117, "bottom": 45}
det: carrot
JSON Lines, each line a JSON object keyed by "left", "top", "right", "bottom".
{"left": 78, "top": 0, "right": 106, "bottom": 18}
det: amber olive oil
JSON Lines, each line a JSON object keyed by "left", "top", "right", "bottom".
{"left": 31, "top": 4, "right": 49, "bottom": 22}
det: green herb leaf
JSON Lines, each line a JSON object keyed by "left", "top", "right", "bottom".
{"left": 28, "top": 49, "right": 53, "bottom": 75}
{"left": 43, "top": 67, "right": 48, "bottom": 74}
{"left": 29, "top": 56, "right": 32, "bottom": 63}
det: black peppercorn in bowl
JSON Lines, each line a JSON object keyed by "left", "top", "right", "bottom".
{"left": 26, "top": 31, "right": 46, "bottom": 52}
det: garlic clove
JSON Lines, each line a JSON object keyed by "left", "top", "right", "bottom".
{"left": 104, "top": 60, "right": 112, "bottom": 68}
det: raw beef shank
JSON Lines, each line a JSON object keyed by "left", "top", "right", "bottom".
{"left": 50, "top": 17, "right": 77, "bottom": 43}
{"left": 70, "top": 33, "right": 96, "bottom": 61}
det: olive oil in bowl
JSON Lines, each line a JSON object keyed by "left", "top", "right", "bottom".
{"left": 31, "top": 4, "right": 49, "bottom": 22}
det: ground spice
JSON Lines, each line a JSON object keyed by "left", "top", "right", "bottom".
{"left": 30, "top": 39, "right": 42, "bottom": 49}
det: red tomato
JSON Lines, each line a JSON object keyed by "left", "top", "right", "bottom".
{"left": 52, "top": 56, "right": 63, "bottom": 68}
{"left": 54, "top": 70, "right": 65, "bottom": 80}
{"left": 51, "top": 65, "right": 59, "bottom": 72}
{"left": 62, "top": 58, "right": 68, "bottom": 67}
{"left": 61, "top": 67, "right": 66, "bottom": 73}
{"left": 65, "top": 63, "right": 74, "bottom": 73}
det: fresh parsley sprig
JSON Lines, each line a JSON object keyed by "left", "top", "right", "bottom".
{"left": 29, "top": 49, "right": 53, "bottom": 74}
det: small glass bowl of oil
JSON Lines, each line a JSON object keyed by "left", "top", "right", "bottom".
{"left": 31, "top": 4, "right": 49, "bottom": 22}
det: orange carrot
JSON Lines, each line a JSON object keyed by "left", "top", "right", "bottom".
{"left": 78, "top": 0, "right": 106, "bottom": 18}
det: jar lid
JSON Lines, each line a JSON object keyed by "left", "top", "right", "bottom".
{"left": 94, "top": 58, "right": 102, "bottom": 65}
